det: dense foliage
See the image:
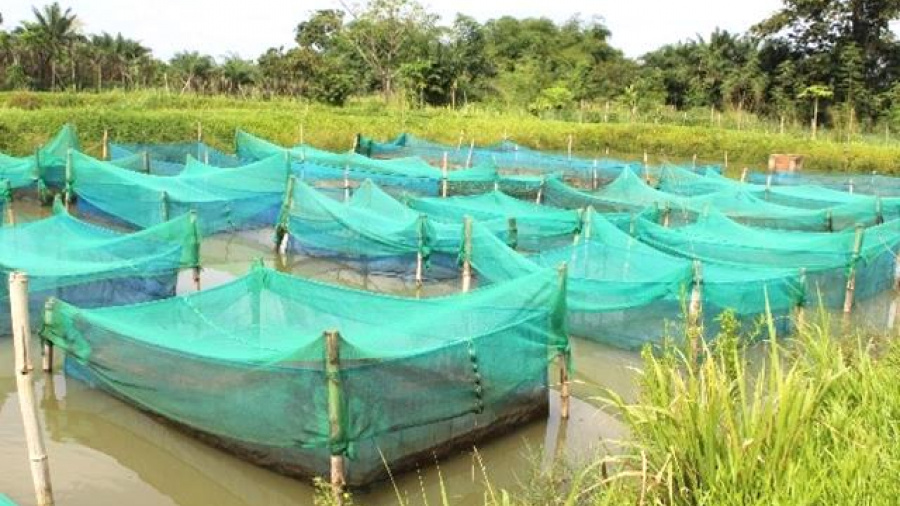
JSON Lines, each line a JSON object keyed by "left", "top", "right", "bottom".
{"left": 2, "top": 0, "right": 900, "bottom": 134}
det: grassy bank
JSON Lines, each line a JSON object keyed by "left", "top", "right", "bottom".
{"left": 2, "top": 91, "right": 900, "bottom": 173}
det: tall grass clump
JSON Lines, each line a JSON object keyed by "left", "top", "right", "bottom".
{"left": 599, "top": 310, "right": 900, "bottom": 505}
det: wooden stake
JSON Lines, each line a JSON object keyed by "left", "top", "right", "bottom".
{"left": 740, "top": 167, "right": 748, "bottom": 183}
{"left": 795, "top": 268, "right": 807, "bottom": 330}
{"left": 415, "top": 215, "right": 426, "bottom": 290}
{"left": 441, "top": 152, "right": 449, "bottom": 198}
{"left": 9, "top": 272, "right": 54, "bottom": 506}
{"left": 343, "top": 165, "right": 350, "bottom": 202}
{"left": 42, "top": 300, "right": 55, "bottom": 372}
{"left": 466, "top": 139, "right": 475, "bottom": 168}
{"left": 461, "top": 216, "right": 473, "bottom": 293}
{"left": 299, "top": 124, "right": 305, "bottom": 146}
{"left": 688, "top": 260, "right": 703, "bottom": 344}
{"left": 275, "top": 176, "right": 297, "bottom": 254}
{"left": 591, "top": 167, "right": 599, "bottom": 191}
{"left": 507, "top": 217, "right": 518, "bottom": 250}
{"left": 4, "top": 180, "right": 14, "bottom": 226}
{"left": 101, "top": 129, "right": 109, "bottom": 161}
{"left": 197, "top": 121, "right": 203, "bottom": 143}
{"left": 661, "top": 203, "right": 671, "bottom": 228}
{"left": 724, "top": 151, "right": 729, "bottom": 169}
{"left": 160, "top": 191, "right": 169, "bottom": 222}
{"left": 535, "top": 178, "right": 545, "bottom": 205}
{"left": 64, "top": 149, "right": 73, "bottom": 211}
{"left": 557, "top": 263, "right": 570, "bottom": 420}
{"left": 457, "top": 131, "right": 464, "bottom": 151}
{"left": 567, "top": 134, "right": 573, "bottom": 161}
{"left": 189, "top": 211, "right": 202, "bottom": 291}
{"left": 848, "top": 178, "right": 855, "bottom": 194}
{"left": 826, "top": 210, "right": 834, "bottom": 233}
{"left": 876, "top": 197, "right": 885, "bottom": 225}
{"left": 142, "top": 151, "right": 151, "bottom": 174}
{"left": 203, "top": 147, "right": 209, "bottom": 165}
{"left": 843, "top": 225, "right": 864, "bottom": 315}
{"left": 324, "top": 330, "right": 345, "bottom": 505}
{"left": 692, "top": 153, "right": 697, "bottom": 169}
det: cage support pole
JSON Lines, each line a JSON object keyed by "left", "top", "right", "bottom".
{"left": 64, "top": 149, "right": 73, "bottom": 211}
{"left": 795, "top": 268, "right": 807, "bottom": 330}
{"left": 101, "top": 129, "right": 109, "bottom": 161}
{"left": 661, "top": 202, "right": 671, "bottom": 228}
{"left": 842, "top": 225, "right": 865, "bottom": 315}
{"left": 276, "top": 176, "right": 296, "bottom": 254}
{"left": 567, "top": 134, "right": 573, "bottom": 161}
{"left": 740, "top": 167, "right": 748, "bottom": 183}
{"left": 9, "top": 272, "right": 54, "bottom": 506}
{"left": 325, "top": 330, "right": 346, "bottom": 505}
{"left": 466, "top": 139, "right": 475, "bottom": 168}
{"left": 160, "top": 191, "right": 169, "bottom": 222}
{"left": 457, "top": 131, "right": 464, "bottom": 151}
{"left": 462, "top": 216, "right": 473, "bottom": 293}
{"left": 415, "top": 215, "right": 426, "bottom": 294}
{"left": 343, "top": 165, "right": 350, "bottom": 202}
{"left": 724, "top": 151, "right": 729, "bottom": 169}
{"left": 189, "top": 211, "right": 202, "bottom": 291}
{"left": 4, "top": 180, "right": 14, "bottom": 225}
{"left": 507, "top": 217, "right": 518, "bottom": 250}
{"left": 441, "top": 152, "right": 449, "bottom": 198}
{"left": 141, "top": 151, "right": 150, "bottom": 174}
{"left": 535, "top": 178, "right": 545, "bottom": 205}
{"left": 557, "top": 263, "right": 570, "bottom": 420}
{"left": 688, "top": 260, "right": 703, "bottom": 353}
{"left": 849, "top": 178, "right": 855, "bottom": 194}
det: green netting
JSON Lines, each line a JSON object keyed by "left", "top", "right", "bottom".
{"left": 546, "top": 169, "right": 882, "bottom": 231}
{"left": 41, "top": 262, "right": 567, "bottom": 485}
{"left": 69, "top": 151, "right": 289, "bottom": 235}
{"left": 466, "top": 208, "right": 806, "bottom": 348}
{"left": 0, "top": 124, "right": 79, "bottom": 190}
{"left": 747, "top": 170, "right": 900, "bottom": 197}
{"left": 634, "top": 210, "right": 900, "bottom": 307}
{"left": 355, "top": 132, "right": 723, "bottom": 182}
{"left": 406, "top": 191, "right": 583, "bottom": 251}
{"left": 110, "top": 141, "right": 242, "bottom": 175}
{"left": 236, "top": 130, "right": 538, "bottom": 198}
{"left": 0, "top": 197, "right": 199, "bottom": 332}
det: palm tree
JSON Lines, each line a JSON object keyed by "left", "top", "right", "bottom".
{"left": 24, "top": 2, "right": 79, "bottom": 89}
{"left": 169, "top": 51, "right": 215, "bottom": 93}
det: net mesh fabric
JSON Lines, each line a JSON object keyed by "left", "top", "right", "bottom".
{"left": 0, "top": 124, "right": 80, "bottom": 190}
{"left": 70, "top": 151, "right": 289, "bottom": 235}
{"left": 41, "top": 263, "right": 567, "bottom": 485}
{"left": 0, "top": 198, "right": 199, "bottom": 332}
{"left": 110, "top": 141, "right": 242, "bottom": 175}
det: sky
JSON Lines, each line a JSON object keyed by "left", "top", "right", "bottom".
{"left": 0, "top": 0, "right": 785, "bottom": 60}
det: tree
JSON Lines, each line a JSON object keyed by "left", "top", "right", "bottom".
{"left": 799, "top": 84, "right": 834, "bottom": 139}
{"left": 23, "top": 2, "right": 79, "bottom": 89}
{"left": 169, "top": 51, "right": 215, "bottom": 93}
{"left": 339, "top": 0, "right": 437, "bottom": 101}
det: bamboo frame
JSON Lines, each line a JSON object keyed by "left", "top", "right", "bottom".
{"left": 324, "top": 330, "right": 345, "bottom": 505}
{"left": 842, "top": 225, "right": 865, "bottom": 315}
{"left": 461, "top": 216, "right": 473, "bottom": 293}
{"left": 9, "top": 272, "right": 55, "bottom": 506}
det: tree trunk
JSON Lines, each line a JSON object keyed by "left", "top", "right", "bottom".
{"left": 812, "top": 98, "right": 819, "bottom": 140}
{"left": 780, "top": 114, "right": 785, "bottom": 135}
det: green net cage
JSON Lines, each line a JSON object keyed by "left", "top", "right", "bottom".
{"left": 41, "top": 262, "right": 568, "bottom": 486}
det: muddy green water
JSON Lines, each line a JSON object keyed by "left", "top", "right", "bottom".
{"left": 0, "top": 201, "right": 639, "bottom": 506}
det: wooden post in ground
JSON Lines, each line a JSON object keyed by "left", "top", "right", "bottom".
{"left": 343, "top": 165, "right": 350, "bottom": 202}
{"left": 661, "top": 202, "right": 671, "bottom": 228}
{"left": 535, "top": 178, "right": 545, "bottom": 205}
{"left": 41, "top": 300, "right": 55, "bottom": 372}
{"left": 557, "top": 262, "right": 570, "bottom": 420}
{"left": 457, "top": 131, "right": 464, "bottom": 151}
{"left": 275, "top": 176, "right": 297, "bottom": 254}
{"left": 889, "top": 252, "right": 900, "bottom": 330}
{"left": 740, "top": 167, "right": 748, "bottom": 183}
{"left": 591, "top": 166, "right": 599, "bottom": 191}
{"left": 4, "top": 180, "right": 14, "bottom": 226}
{"left": 724, "top": 151, "right": 729, "bottom": 170}
{"left": 795, "top": 268, "right": 807, "bottom": 330}
{"left": 843, "top": 225, "right": 865, "bottom": 315}
{"left": 9, "top": 272, "right": 54, "bottom": 506}
{"left": 142, "top": 151, "right": 151, "bottom": 174}
{"left": 159, "top": 191, "right": 169, "bottom": 222}
{"left": 324, "top": 330, "right": 345, "bottom": 505}
{"left": 692, "top": 153, "right": 697, "bottom": 169}
{"left": 567, "top": 134, "right": 573, "bottom": 161}
{"left": 466, "top": 139, "right": 475, "bottom": 168}
{"left": 825, "top": 210, "right": 834, "bottom": 233}
{"left": 196, "top": 121, "right": 203, "bottom": 160}
{"left": 461, "top": 216, "right": 473, "bottom": 293}
{"left": 415, "top": 215, "right": 426, "bottom": 294}
{"left": 441, "top": 152, "right": 449, "bottom": 198}
{"left": 876, "top": 197, "right": 885, "bottom": 225}
{"left": 189, "top": 211, "right": 202, "bottom": 291}
{"left": 848, "top": 178, "right": 855, "bottom": 194}
{"left": 507, "top": 217, "right": 518, "bottom": 250}
{"left": 101, "top": 129, "right": 109, "bottom": 161}
{"left": 64, "top": 149, "right": 73, "bottom": 211}
{"left": 688, "top": 260, "right": 703, "bottom": 354}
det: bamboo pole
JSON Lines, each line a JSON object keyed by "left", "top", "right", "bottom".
{"left": 41, "top": 299, "right": 55, "bottom": 372}
{"left": 101, "top": 129, "right": 109, "bottom": 161}
{"left": 4, "top": 180, "right": 14, "bottom": 226}
{"left": 456, "top": 131, "right": 464, "bottom": 151}
{"left": 300, "top": 123, "right": 305, "bottom": 146}
{"left": 848, "top": 178, "right": 855, "bottom": 194}
{"left": 324, "top": 330, "right": 346, "bottom": 505}
{"left": 466, "top": 139, "right": 475, "bottom": 168}
{"left": 843, "top": 225, "right": 865, "bottom": 315}
{"left": 9, "top": 272, "right": 54, "bottom": 506}
{"left": 203, "top": 147, "right": 209, "bottom": 165}
{"left": 692, "top": 153, "right": 697, "bottom": 169}
{"left": 414, "top": 215, "right": 426, "bottom": 291}
{"left": 688, "top": 260, "right": 703, "bottom": 349}
{"left": 724, "top": 151, "right": 729, "bottom": 169}
{"left": 661, "top": 202, "right": 671, "bottom": 228}
{"left": 64, "top": 149, "right": 73, "bottom": 211}
{"left": 197, "top": 121, "right": 203, "bottom": 143}
{"left": 159, "top": 191, "right": 169, "bottom": 222}
{"left": 461, "top": 216, "right": 473, "bottom": 293}
{"left": 189, "top": 211, "right": 202, "bottom": 291}
{"left": 591, "top": 167, "right": 599, "bottom": 191}
{"left": 740, "top": 167, "right": 748, "bottom": 183}
{"left": 826, "top": 210, "right": 834, "bottom": 233}
{"left": 795, "top": 268, "right": 807, "bottom": 330}
{"left": 343, "top": 165, "right": 350, "bottom": 202}
{"left": 535, "top": 178, "right": 545, "bottom": 205}
{"left": 876, "top": 197, "right": 885, "bottom": 225}
{"left": 557, "top": 263, "right": 570, "bottom": 420}
{"left": 507, "top": 217, "right": 518, "bottom": 250}
{"left": 441, "top": 152, "right": 449, "bottom": 198}
{"left": 275, "top": 176, "right": 297, "bottom": 254}
{"left": 567, "top": 134, "right": 573, "bottom": 161}
{"left": 142, "top": 151, "right": 151, "bottom": 174}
